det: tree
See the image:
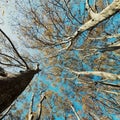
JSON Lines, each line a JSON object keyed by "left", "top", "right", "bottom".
{"left": 1, "top": 0, "right": 120, "bottom": 119}
{"left": 0, "top": 29, "right": 41, "bottom": 118}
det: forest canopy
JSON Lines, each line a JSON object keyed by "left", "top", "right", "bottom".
{"left": 0, "top": 0, "right": 120, "bottom": 120}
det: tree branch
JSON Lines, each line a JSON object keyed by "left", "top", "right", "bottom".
{"left": 99, "top": 46, "right": 120, "bottom": 52}
{"left": 89, "top": 33, "right": 120, "bottom": 40}
{"left": 0, "top": 61, "right": 24, "bottom": 68}
{"left": 67, "top": 0, "right": 120, "bottom": 50}
{"left": 86, "top": 0, "right": 98, "bottom": 19}
{"left": 0, "top": 53, "right": 25, "bottom": 67}
{"left": 0, "top": 29, "right": 29, "bottom": 69}
{"left": 70, "top": 105, "right": 81, "bottom": 120}
{"left": 28, "top": 93, "right": 35, "bottom": 120}
{"left": 66, "top": 67, "right": 120, "bottom": 80}
{"left": 37, "top": 94, "right": 46, "bottom": 120}
{"left": 98, "top": 89, "right": 120, "bottom": 96}
{"left": 98, "top": 81, "right": 120, "bottom": 88}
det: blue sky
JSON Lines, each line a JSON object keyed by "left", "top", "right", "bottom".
{"left": 0, "top": 0, "right": 27, "bottom": 56}
{"left": 0, "top": 1, "right": 15, "bottom": 37}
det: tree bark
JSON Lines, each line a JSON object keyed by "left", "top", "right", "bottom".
{"left": 0, "top": 69, "right": 40, "bottom": 113}
{"left": 67, "top": 0, "right": 120, "bottom": 50}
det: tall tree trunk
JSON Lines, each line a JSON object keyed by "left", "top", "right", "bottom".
{"left": 0, "top": 69, "right": 39, "bottom": 113}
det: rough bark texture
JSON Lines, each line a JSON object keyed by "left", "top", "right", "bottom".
{"left": 0, "top": 69, "right": 39, "bottom": 113}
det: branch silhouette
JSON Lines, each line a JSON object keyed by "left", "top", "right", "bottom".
{"left": 0, "top": 29, "right": 29, "bottom": 69}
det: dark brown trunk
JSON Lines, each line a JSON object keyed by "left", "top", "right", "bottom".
{"left": 0, "top": 69, "right": 39, "bottom": 113}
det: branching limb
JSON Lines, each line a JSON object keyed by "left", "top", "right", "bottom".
{"left": 86, "top": 0, "right": 98, "bottom": 19}
{"left": 0, "top": 53, "right": 25, "bottom": 67}
{"left": 65, "top": 67, "right": 120, "bottom": 80}
{"left": 0, "top": 61, "right": 25, "bottom": 68}
{"left": 0, "top": 29, "right": 29, "bottom": 69}
{"left": 67, "top": 0, "right": 120, "bottom": 50}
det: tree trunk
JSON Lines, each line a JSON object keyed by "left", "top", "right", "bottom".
{"left": 0, "top": 69, "right": 39, "bottom": 113}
